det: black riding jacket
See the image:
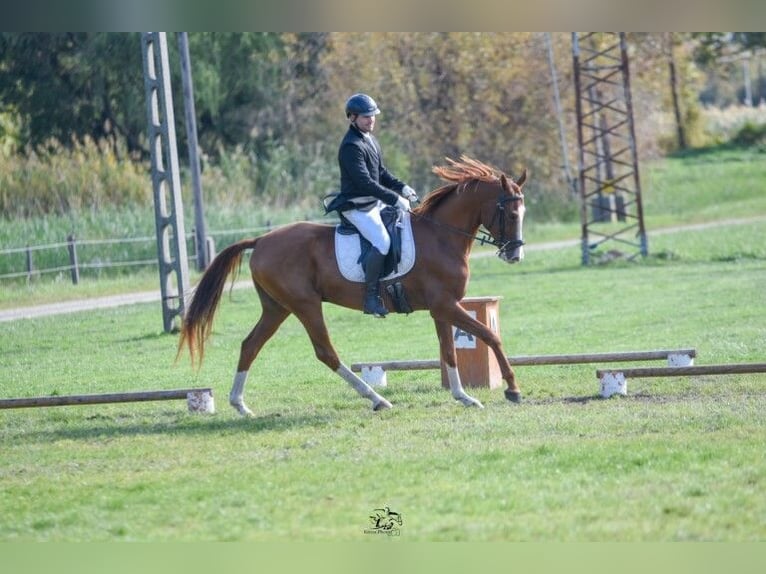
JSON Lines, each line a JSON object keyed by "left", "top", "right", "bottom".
{"left": 327, "top": 123, "right": 405, "bottom": 213}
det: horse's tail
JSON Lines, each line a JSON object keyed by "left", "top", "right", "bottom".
{"left": 176, "top": 237, "right": 260, "bottom": 367}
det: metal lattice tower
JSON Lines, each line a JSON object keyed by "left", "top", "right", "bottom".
{"left": 141, "top": 33, "right": 190, "bottom": 332}
{"left": 572, "top": 32, "right": 648, "bottom": 265}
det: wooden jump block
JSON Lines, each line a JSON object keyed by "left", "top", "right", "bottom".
{"left": 0, "top": 388, "right": 215, "bottom": 413}
{"left": 596, "top": 363, "right": 766, "bottom": 398}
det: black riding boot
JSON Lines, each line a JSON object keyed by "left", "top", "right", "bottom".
{"left": 363, "top": 248, "right": 388, "bottom": 318}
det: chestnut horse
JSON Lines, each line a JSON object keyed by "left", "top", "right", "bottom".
{"left": 178, "top": 156, "right": 527, "bottom": 415}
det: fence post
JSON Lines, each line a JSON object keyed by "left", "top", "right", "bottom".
{"left": 26, "top": 245, "right": 33, "bottom": 283}
{"left": 191, "top": 227, "right": 197, "bottom": 261}
{"left": 67, "top": 234, "right": 80, "bottom": 285}
{"left": 205, "top": 236, "right": 216, "bottom": 263}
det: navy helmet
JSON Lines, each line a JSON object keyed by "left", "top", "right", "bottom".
{"left": 345, "top": 93, "right": 380, "bottom": 118}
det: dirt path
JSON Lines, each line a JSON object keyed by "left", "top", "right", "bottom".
{"left": 2, "top": 215, "right": 764, "bottom": 323}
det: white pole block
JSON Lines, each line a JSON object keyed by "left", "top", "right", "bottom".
{"left": 187, "top": 389, "right": 215, "bottom": 413}
{"left": 361, "top": 366, "right": 388, "bottom": 388}
{"left": 599, "top": 371, "right": 627, "bottom": 398}
{"left": 667, "top": 353, "right": 694, "bottom": 367}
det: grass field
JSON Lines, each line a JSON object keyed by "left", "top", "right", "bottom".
{"left": 1, "top": 146, "right": 765, "bottom": 541}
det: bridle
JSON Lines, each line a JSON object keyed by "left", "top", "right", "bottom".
{"left": 411, "top": 192, "right": 525, "bottom": 257}
{"left": 484, "top": 193, "right": 525, "bottom": 256}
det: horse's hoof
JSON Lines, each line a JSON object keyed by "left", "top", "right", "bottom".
{"left": 459, "top": 397, "right": 484, "bottom": 408}
{"left": 373, "top": 398, "right": 392, "bottom": 411}
{"left": 231, "top": 401, "right": 255, "bottom": 417}
{"left": 504, "top": 389, "right": 522, "bottom": 403}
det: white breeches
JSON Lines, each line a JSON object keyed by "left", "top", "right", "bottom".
{"left": 342, "top": 203, "right": 391, "bottom": 255}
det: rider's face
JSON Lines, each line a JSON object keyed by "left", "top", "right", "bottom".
{"left": 353, "top": 114, "right": 375, "bottom": 133}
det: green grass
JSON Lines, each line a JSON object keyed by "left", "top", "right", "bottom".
{"left": 642, "top": 146, "right": 766, "bottom": 227}
{"left": 1, "top": 219, "right": 765, "bottom": 541}
{"left": 1, "top": 145, "right": 765, "bottom": 541}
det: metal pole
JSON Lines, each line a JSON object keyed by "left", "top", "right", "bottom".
{"left": 178, "top": 32, "right": 209, "bottom": 270}
{"left": 572, "top": 33, "right": 590, "bottom": 265}
{"left": 545, "top": 33, "right": 576, "bottom": 196}
{"left": 619, "top": 33, "right": 648, "bottom": 257}
{"left": 141, "top": 32, "right": 190, "bottom": 333}
{"left": 587, "top": 83, "right": 608, "bottom": 223}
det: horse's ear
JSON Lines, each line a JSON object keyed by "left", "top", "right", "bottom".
{"left": 500, "top": 174, "right": 511, "bottom": 193}
{"left": 515, "top": 168, "right": 528, "bottom": 188}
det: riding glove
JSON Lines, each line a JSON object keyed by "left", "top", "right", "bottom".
{"left": 402, "top": 185, "right": 419, "bottom": 204}
{"left": 394, "top": 195, "right": 410, "bottom": 212}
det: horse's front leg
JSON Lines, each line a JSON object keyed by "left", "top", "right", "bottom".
{"left": 294, "top": 302, "right": 392, "bottom": 411}
{"left": 433, "top": 304, "right": 521, "bottom": 403}
{"left": 433, "top": 318, "right": 484, "bottom": 408}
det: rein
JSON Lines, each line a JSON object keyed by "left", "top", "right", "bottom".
{"left": 411, "top": 193, "right": 525, "bottom": 255}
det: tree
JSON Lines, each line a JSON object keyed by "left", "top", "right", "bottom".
{"left": 693, "top": 33, "right": 766, "bottom": 106}
{"left": 0, "top": 33, "right": 145, "bottom": 154}
{"left": 694, "top": 32, "right": 766, "bottom": 63}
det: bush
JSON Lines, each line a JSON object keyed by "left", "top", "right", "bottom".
{"left": 732, "top": 121, "right": 766, "bottom": 147}
{"left": 0, "top": 135, "right": 342, "bottom": 221}
{"left": 199, "top": 141, "right": 337, "bottom": 216}
{"left": 700, "top": 103, "right": 766, "bottom": 146}
{"left": 0, "top": 137, "right": 149, "bottom": 218}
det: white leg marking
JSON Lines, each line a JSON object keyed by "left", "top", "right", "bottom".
{"left": 230, "top": 371, "right": 254, "bottom": 417}
{"left": 446, "top": 365, "right": 484, "bottom": 408}
{"left": 336, "top": 363, "right": 392, "bottom": 411}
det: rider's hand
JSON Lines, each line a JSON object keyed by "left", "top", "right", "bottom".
{"left": 394, "top": 195, "right": 410, "bottom": 212}
{"left": 402, "top": 185, "right": 419, "bottom": 205}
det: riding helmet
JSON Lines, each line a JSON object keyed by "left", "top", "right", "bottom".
{"left": 345, "top": 93, "right": 380, "bottom": 118}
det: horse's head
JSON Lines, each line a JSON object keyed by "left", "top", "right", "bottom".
{"left": 426, "top": 157, "right": 528, "bottom": 263}
{"left": 483, "top": 169, "right": 527, "bottom": 264}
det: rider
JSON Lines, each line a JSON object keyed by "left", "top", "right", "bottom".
{"left": 330, "top": 93, "right": 419, "bottom": 318}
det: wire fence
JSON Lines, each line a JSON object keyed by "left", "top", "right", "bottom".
{"left": 0, "top": 218, "right": 330, "bottom": 283}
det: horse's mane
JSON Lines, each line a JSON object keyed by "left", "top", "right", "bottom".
{"left": 415, "top": 156, "right": 502, "bottom": 216}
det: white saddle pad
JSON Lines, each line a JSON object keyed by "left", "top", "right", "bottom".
{"left": 334, "top": 211, "right": 416, "bottom": 283}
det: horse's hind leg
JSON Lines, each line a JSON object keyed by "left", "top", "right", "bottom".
{"left": 433, "top": 318, "right": 484, "bottom": 408}
{"left": 292, "top": 301, "right": 392, "bottom": 411}
{"left": 230, "top": 286, "right": 290, "bottom": 416}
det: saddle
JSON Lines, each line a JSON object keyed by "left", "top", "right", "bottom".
{"left": 333, "top": 207, "right": 417, "bottom": 311}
